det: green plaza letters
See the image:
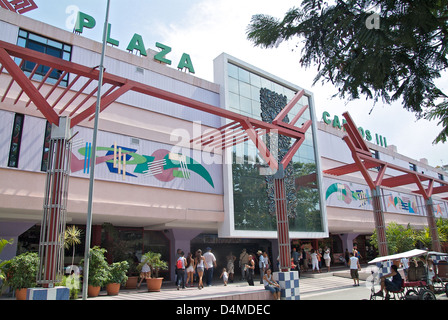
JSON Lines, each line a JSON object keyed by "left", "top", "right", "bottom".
{"left": 75, "top": 11, "right": 195, "bottom": 73}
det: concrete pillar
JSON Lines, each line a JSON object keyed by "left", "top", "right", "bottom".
{"left": 0, "top": 222, "right": 35, "bottom": 261}
{"left": 166, "top": 228, "right": 202, "bottom": 281}
{"left": 338, "top": 233, "right": 360, "bottom": 253}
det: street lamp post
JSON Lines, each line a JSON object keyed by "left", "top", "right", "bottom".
{"left": 82, "top": 0, "right": 111, "bottom": 300}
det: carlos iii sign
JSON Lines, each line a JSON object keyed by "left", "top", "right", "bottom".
{"left": 322, "top": 111, "right": 388, "bottom": 147}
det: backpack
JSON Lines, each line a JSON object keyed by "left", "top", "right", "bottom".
{"left": 176, "top": 258, "right": 184, "bottom": 269}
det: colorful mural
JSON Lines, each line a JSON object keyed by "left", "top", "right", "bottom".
{"left": 324, "top": 178, "right": 423, "bottom": 215}
{"left": 385, "top": 194, "right": 417, "bottom": 214}
{"left": 70, "top": 144, "right": 214, "bottom": 188}
{"left": 325, "top": 182, "right": 371, "bottom": 208}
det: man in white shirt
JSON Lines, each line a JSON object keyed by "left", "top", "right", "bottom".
{"left": 258, "top": 250, "right": 265, "bottom": 284}
{"left": 349, "top": 252, "right": 361, "bottom": 286}
{"left": 203, "top": 247, "right": 217, "bottom": 286}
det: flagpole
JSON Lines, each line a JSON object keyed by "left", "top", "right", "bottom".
{"left": 82, "top": 0, "right": 111, "bottom": 300}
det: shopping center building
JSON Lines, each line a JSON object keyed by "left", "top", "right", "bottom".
{"left": 0, "top": 9, "right": 447, "bottom": 280}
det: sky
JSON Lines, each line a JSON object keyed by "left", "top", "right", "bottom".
{"left": 22, "top": 0, "right": 448, "bottom": 168}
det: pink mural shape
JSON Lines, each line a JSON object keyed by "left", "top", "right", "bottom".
{"left": 150, "top": 149, "right": 175, "bottom": 183}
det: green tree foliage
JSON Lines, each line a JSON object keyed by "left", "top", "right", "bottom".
{"left": 371, "top": 222, "right": 416, "bottom": 254}
{"left": 416, "top": 218, "right": 448, "bottom": 249}
{"left": 247, "top": 0, "right": 448, "bottom": 143}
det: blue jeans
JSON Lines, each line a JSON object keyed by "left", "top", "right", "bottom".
{"left": 176, "top": 269, "right": 185, "bottom": 288}
{"left": 205, "top": 267, "right": 214, "bottom": 286}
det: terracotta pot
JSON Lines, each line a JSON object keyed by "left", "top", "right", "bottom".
{"left": 106, "top": 283, "right": 120, "bottom": 296}
{"left": 125, "top": 276, "right": 138, "bottom": 289}
{"left": 15, "top": 288, "right": 28, "bottom": 300}
{"left": 146, "top": 278, "right": 163, "bottom": 292}
{"left": 88, "top": 285, "right": 101, "bottom": 297}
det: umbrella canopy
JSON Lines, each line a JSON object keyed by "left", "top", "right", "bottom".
{"left": 368, "top": 249, "right": 428, "bottom": 264}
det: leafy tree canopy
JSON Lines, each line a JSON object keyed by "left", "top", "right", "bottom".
{"left": 247, "top": 0, "right": 448, "bottom": 143}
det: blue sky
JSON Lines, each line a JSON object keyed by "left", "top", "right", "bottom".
{"left": 21, "top": 0, "right": 448, "bottom": 168}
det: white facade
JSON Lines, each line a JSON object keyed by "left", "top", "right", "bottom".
{"left": 0, "top": 9, "right": 447, "bottom": 265}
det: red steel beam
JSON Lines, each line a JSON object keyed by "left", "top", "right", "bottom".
{"left": 0, "top": 48, "right": 59, "bottom": 125}
{"left": 342, "top": 112, "right": 371, "bottom": 157}
{"left": 273, "top": 89, "right": 304, "bottom": 126}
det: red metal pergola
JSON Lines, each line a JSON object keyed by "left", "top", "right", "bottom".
{"left": 0, "top": 40, "right": 312, "bottom": 283}
{"left": 324, "top": 112, "right": 448, "bottom": 256}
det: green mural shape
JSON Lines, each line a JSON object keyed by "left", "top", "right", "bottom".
{"left": 164, "top": 154, "right": 214, "bottom": 188}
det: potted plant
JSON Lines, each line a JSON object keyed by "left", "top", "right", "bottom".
{"left": 125, "top": 258, "right": 139, "bottom": 289}
{"left": 1, "top": 252, "right": 39, "bottom": 300}
{"left": 105, "top": 260, "right": 129, "bottom": 295}
{"left": 139, "top": 251, "right": 168, "bottom": 292}
{"left": 80, "top": 246, "right": 109, "bottom": 297}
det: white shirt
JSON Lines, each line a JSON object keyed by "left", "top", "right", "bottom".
{"left": 141, "top": 263, "right": 150, "bottom": 273}
{"left": 203, "top": 251, "right": 216, "bottom": 268}
{"left": 401, "top": 258, "right": 409, "bottom": 269}
{"left": 259, "top": 255, "right": 265, "bottom": 268}
{"left": 349, "top": 256, "right": 359, "bottom": 269}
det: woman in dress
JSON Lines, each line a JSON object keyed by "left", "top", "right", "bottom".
{"left": 226, "top": 252, "right": 236, "bottom": 283}
{"left": 185, "top": 252, "right": 196, "bottom": 287}
{"left": 195, "top": 249, "right": 206, "bottom": 289}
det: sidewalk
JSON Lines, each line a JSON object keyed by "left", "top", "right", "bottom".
{"left": 2, "top": 265, "right": 447, "bottom": 300}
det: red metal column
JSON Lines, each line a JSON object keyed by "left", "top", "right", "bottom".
{"left": 274, "top": 166, "right": 291, "bottom": 272}
{"left": 425, "top": 198, "right": 442, "bottom": 252}
{"left": 372, "top": 186, "right": 388, "bottom": 256}
{"left": 38, "top": 117, "right": 72, "bottom": 287}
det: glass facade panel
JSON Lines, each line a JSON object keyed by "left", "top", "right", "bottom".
{"left": 16, "top": 29, "right": 72, "bottom": 87}
{"left": 227, "top": 62, "right": 324, "bottom": 233}
{"left": 8, "top": 113, "right": 25, "bottom": 168}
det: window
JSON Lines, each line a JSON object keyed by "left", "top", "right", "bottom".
{"left": 409, "top": 162, "right": 417, "bottom": 172}
{"left": 40, "top": 121, "right": 52, "bottom": 172}
{"left": 8, "top": 113, "right": 25, "bottom": 168}
{"left": 16, "top": 29, "right": 72, "bottom": 87}
{"left": 371, "top": 149, "right": 380, "bottom": 159}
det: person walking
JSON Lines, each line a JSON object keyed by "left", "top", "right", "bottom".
{"left": 239, "top": 248, "right": 249, "bottom": 280}
{"left": 195, "top": 249, "right": 205, "bottom": 289}
{"left": 292, "top": 248, "right": 299, "bottom": 271}
{"left": 245, "top": 254, "right": 255, "bottom": 286}
{"left": 176, "top": 251, "right": 187, "bottom": 290}
{"left": 301, "top": 248, "right": 308, "bottom": 272}
{"left": 344, "top": 249, "right": 350, "bottom": 267}
{"left": 263, "top": 252, "right": 270, "bottom": 272}
{"left": 349, "top": 252, "right": 361, "bottom": 286}
{"left": 258, "top": 250, "right": 265, "bottom": 284}
{"left": 185, "top": 252, "right": 195, "bottom": 287}
{"left": 311, "top": 249, "right": 320, "bottom": 273}
{"left": 323, "top": 247, "right": 331, "bottom": 272}
{"left": 226, "top": 252, "right": 236, "bottom": 283}
{"left": 203, "top": 247, "right": 217, "bottom": 286}
{"left": 137, "top": 261, "right": 151, "bottom": 289}
{"left": 220, "top": 268, "right": 229, "bottom": 286}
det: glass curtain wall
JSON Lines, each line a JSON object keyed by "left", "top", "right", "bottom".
{"left": 227, "top": 62, "right": 324, "bottom": 233}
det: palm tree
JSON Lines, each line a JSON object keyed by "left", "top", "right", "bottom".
{"left": 64, "top": 226, "right": 82, "bottom": 268}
